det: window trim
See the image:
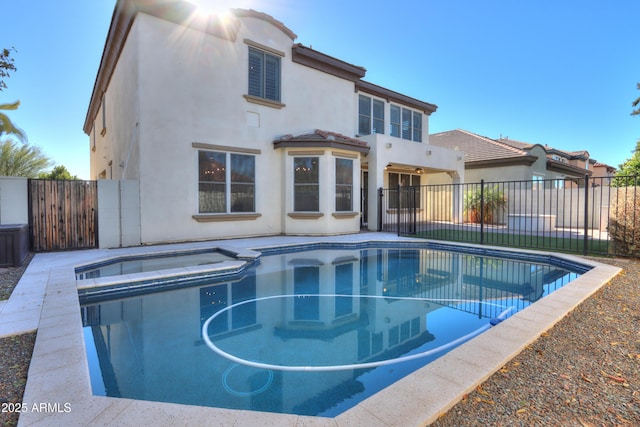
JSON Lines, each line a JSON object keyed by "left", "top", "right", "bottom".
{"left": 390, "top": 104, "right": 423, "bottom": 142}
{"left": 358, "top": 94, "right": 385, "bottom": 136}
{"left": 197, "top": 149, "right": 257, "bottom": 215}
{"left": 293, "top": 156, "right": 320, "bottom": 212}
{"left": 243, "top": 94, "right": 286, "bottom": 109}
{"left": 335, "top": 157, "right": 353, "bottom": 212}
{"left": 247, "top": 44, "right": 282, "bottom": 104}
{"left": 100, "top": 95, "right": 107, "bottom": 136}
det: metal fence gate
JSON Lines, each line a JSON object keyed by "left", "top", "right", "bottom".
{"left": 28, "top": 179, "right": 99, "bottom": 251}
{"left": 378, "top": 175, "right": 639, "bottom": 257}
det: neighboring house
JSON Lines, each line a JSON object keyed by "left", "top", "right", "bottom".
{"left": 589, "top": 159, "right": 616, "bottom": 180}
{"left": 83, "top": 0, "right": 463, "bottom": 245}
{"left": 430, "top": 129, "right": 612, "bottom": 186}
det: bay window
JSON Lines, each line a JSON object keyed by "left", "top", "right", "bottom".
{"left": 294, "top": 157, "right": 319, "bottom": 211}
{"left": 335, "top": 158, "right": 353, "bottom": 211}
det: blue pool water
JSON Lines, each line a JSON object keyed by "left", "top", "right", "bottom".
{"left": 80, "top": 244, "right": 586, "bottom": 417}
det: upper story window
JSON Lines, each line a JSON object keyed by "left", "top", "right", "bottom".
{"left": 248, "top": 47, "right": 281, "bottom": 102}
{"left": 390, "top": 105, "right": 422, "bottom": 142}
{"left": 358, "top": 95, "right": 384, "bottom": 135}
{"left": 100, "top": 95, "right": 107, "bottom": 136}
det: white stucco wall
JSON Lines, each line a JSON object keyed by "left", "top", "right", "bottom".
{"left": 97, "top": 180, "right": 141, "bottom": 248}
{"left": 90, "top": 23, "right": 140, "bottom": 181}
{"left": 464, "top": 165, "right": 531, "bottom": 183}
{"left": 0, "top": 177, "right": 28, "bottom": 225}
{"left": 128, "top": 13, "right": 367, "bottom": 243}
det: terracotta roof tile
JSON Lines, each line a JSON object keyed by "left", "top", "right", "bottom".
{"left": 429, "top": 129, "right": 529, "bottom": 163}
{"left": 274, "top": 130, "right": 370, "bottom": 153}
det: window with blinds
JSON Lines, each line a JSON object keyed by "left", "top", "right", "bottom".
{"left": 248, "top": 47, "right": 281, "bottom": 102}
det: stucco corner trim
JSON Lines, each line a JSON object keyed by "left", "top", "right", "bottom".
{"left": 243, "top": 94, "right": 286, "bottom": 109}
{"left": 287, "top": 212, "right": 324, "bottom": 219}
{"left": 192, "top": 213, "right": 262, "bottom": 222}
{"left": 331, "top": 212, "right": 359, "bottom": 219}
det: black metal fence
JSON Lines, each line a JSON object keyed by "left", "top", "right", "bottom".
{"left": 378, "top": 175, "right": 640, "bottom": 257}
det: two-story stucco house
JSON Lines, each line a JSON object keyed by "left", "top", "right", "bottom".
{"left": 84, "top": 0, "right": 463, "bottom": 245}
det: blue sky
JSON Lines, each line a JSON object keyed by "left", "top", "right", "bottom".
{"left": 3, "top": 0, "right": 638, "bottom": 179}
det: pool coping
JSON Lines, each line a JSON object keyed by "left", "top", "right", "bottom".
{"left": 9, "top": 234, "right": 621, "bottom": 426}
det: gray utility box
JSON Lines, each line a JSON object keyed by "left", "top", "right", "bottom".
{"left": 0, "top": 224, "right": 29, "bottom": 268}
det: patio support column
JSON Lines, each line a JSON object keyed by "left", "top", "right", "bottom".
{"left": 451, "top": 173, "right": 463, "bottom": 224}
{"left": 367, "top": 149, "right": 385, "bottom": 232}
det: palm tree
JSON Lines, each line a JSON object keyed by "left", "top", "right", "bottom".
{"left": 0, "top": 137, "right": 52, "bottom": 177}
{"left": 0, "top": 100, "right": 26, "bottom": 141}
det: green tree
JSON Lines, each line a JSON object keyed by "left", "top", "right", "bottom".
{"left": 38, "top": 165, "right": 78, "bottom": 180}
{"left": 0, "top": 100, "right": 26, "bottom": 140}
{"left": 0, "top": 47, "right": 25, "bottom": 141}
{"left": 0, "top": 47, "right": 17, "bottom": 91}
{"left": 613, "top": 83, "right": 640, "bottom": 185}
{"left": 0, "top": 137, "right": 52, "bottom": 177}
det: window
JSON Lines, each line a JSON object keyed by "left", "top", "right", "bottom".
{"left": 390, "top": 105, "right": 401, "bottom": 137}
{"left": 390, "top": 105, "right": 422, "bottom": 142}
{"left": 100, "top": 96, "right": 106, "bottom": 136}
{"left": 358, "top": 95, "right": 371, "bottom": 135}
{"left": 388, "top": 172, "right": 421, "bottom": 209}
{"left": 401, "top": 108, "right": 411, "bottom": 140}
{"left": 358, "top": 95, "right": 385, "bottom": 135}
{"left": 294, "top": 157, "right": 319, "bottom": 211}
{"left": 248, "top": 47, "right": 281, "bottom": 102}
{"left": 335, "top": 158, "right": 353, "bottom": 211}
{"left": 412, "top": 111, "right": 422, "bottom": 142}
{"left": 199, "top": 151, "right": 255, "bottom": 213}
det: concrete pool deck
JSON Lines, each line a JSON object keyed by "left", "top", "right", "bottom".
{"left": 1, "top": 233, "right": 621, "bottom": 426}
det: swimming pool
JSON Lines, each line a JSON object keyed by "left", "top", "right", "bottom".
{"left": 79, "top": 242, "right": 588, "bottom": 417}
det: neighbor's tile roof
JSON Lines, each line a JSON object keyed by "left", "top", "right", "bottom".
{"left": 429, "top": 129, "right": 531, "bottom": 163}
{"left": 499, "top": 138, "right": 590, "bottom": 160}
{"left": 496, "top": 137, "right": 533, "bottom": 150}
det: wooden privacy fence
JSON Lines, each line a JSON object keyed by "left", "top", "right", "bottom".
{"left": 28, "top": 179, "right": 98, "bottom": 251}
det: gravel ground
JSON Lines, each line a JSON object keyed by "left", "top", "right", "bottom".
{"left": 0, "top": 253, "right": 35, "bottom": 427}
{"left": 432, "top": 257, "right": 640, "bottom": 427}
{"left": 0, "top": 254, "right": 638, "bottom": 427}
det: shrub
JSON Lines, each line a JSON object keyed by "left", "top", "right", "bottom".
{"left": 464, "top": 186, "right": 507, "bottom": 225}
{"left": 608, "top": 187, "right": 640, "bottom": 256}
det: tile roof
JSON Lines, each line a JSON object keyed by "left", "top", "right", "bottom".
{"left": 496, "top": 137, "right": 532, "bottom": 150}
{"left": 429, "top": 129, "right": 532, "bottom": 163}
{"left": 499, "top": 138, "right": 590, "bottom": 160}
{"left": 273, "top": 130, "right": 370, "bottom": 153}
